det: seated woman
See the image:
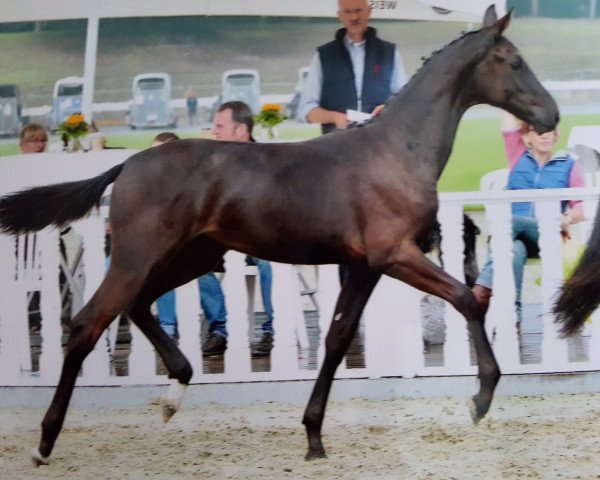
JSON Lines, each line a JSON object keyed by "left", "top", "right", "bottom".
{"left": 472, "top": 112, "right": 584, "bottom": 321}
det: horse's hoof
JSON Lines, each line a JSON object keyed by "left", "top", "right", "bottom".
{"left": 469, "top": 396, "right": 489, "bottom": 424}
{"left": 31, "top": 447, "right": 50, "bottom": 466}
{"left": 159, "top": 380, "right": 187, "bottom": 423}
{"left": 305, "top": 449, "right": 327, "bottom": 461}
{"left": 159, "top": 399, "right": 178, "bottom": 423}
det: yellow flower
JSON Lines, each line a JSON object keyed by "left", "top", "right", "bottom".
{"left": 255, "top": 103, "right": 286, "bottom": 128}
{"left": 66, "top": 113, "right": 85, "bottom": 126}
{"left": 58, "top": 112, "right": 89, "bottom": 139}
{"left": 261, "top": 103, "right": 281, "bottom": 113}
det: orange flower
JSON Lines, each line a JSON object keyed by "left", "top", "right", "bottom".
{"left": 66, "top": 113, "right": 85, "bottom": 126}
{"left": 58, "top": 112, "right": 89, "bottom": 139}
{"left": 255, "top": 105, "right": 286, "bottom": 128}
{"left": 261, "top": 103, "right": 281, "bottom": 112}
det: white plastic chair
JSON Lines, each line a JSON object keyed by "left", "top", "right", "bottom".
{"left": 480, "top": 168, "right": 508, "bottom": 192}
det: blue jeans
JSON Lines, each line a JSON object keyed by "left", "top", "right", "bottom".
{"left": 476, "top": 216, "right": 540, "bottom": 313}
{"left": 156, "top": 272, "right": 228, "bottom": 338}
{"left": 246, "top": 256, "right": 274, "bottom": 335}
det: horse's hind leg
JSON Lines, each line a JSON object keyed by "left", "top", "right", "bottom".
{"left": 32, "top": 266, "right": 152, "bottom": 465}
{"left": 32, "top": 222, "right": 197, "bottom": 465}
{"left": 126, "top": 236, "right": 227, "bottom": 422}
{"left": 382, "top": 244, "right": 500, "bottom": 422}
{"left": 303, "top": 264, "right": 380, "bottom": 459}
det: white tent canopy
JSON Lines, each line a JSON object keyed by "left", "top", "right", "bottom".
{"left": 2, "top": 1, "right": 506, "bottom": 23}
{"left": 0, "top": 0, "right": 507, "bottom": 120}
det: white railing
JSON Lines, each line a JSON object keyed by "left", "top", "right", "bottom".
{"left": 1, "top": 152, "right": 600, "bottom": 387}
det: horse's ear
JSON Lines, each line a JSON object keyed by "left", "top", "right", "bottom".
{"left": 495, "top": 9, "right": 513, "bottom": 36}
{"left": 483, "top": 5, "right": 513, "bottom": 38}
{"left": 482, "top": 5, "right": 497, "bottom": 27}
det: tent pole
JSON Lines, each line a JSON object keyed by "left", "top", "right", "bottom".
{"left": 82, "top": 14, "right": 99, "bottom": 123}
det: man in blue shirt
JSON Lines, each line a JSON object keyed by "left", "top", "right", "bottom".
{"left": 298, "top": 0, "right": 407, "bottom": 134}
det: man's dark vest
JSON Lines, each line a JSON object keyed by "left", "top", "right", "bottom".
{"left": 318, "top": 27, "right": 395, "bottom": 134}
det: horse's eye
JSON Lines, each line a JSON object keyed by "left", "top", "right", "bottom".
{"left": 510, "top": 57, "right": 523, "bottom": 70}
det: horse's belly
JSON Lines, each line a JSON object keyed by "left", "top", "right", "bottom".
{"left": 220, "top": 235, "right": 349, "bottom": 266}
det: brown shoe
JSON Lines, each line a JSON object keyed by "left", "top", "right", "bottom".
{"left": 472, "top": 284, "right": 492, "bottom": 315}
{"left": 252, "top": 333, "right": 274, "bottom": 357}
{"left": 202, "top": 333, "right": 227, "bottom": 357}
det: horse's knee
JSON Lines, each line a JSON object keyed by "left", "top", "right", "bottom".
{"left": 453, "top": 286, "right": 482, "bottom": 321}
{"left": 302, "top": 406, "right": 321, "bottom": 432}
{"left": 63, "top": 322, "right": 102, "bottom": 360}
{"left": 171, "top": 359, "right": 193, "bottom": 384}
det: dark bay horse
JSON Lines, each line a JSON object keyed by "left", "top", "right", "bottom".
{"left": 0, "top": 6, "right": 559, "bottom": 465}
{"left": 554, "top": 201, "right": 600, "bottom": 335}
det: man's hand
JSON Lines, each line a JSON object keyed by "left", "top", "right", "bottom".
{"left": 332, "top": 111, "right": 349, "bottom": 129}
{"left": 371, "top": 104, "right": 385, "bottom": 117}
{"left": 306, "top": 107, "right": 349, "bottom": 129}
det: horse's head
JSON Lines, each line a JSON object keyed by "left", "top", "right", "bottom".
{"left": 470, "top": 6, "right": 559, "bottom": 134}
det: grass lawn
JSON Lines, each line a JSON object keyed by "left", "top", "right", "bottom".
{"left": 440, "top": 113, "right": 600, "bottom": 192}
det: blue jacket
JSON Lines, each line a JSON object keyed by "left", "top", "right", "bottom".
{"left": 508, "top": 151, "right": 575, "bottom": 217}
{"left": 318, "top": 27, "right": 395, "bottom": 134}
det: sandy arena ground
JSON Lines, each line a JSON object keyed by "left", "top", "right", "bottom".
{"left": 2, "top": 392, "right": 600, "bottom": 479}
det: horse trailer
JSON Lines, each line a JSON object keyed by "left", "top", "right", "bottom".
{"left": 0, "top": 84, "right": 23, "bottom": 136}
{"left": 51, "top": 76, "right": 83, "bottom": 128}
{"left": 209, "top": 69, "right": 261, "bottom": 120}
{"left": 129, "top": 73, "right": 175, "bottom": 129}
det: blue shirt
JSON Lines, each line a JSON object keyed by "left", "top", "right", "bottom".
{"left": 508, "top": 151, "right": 576, "bottom": 217}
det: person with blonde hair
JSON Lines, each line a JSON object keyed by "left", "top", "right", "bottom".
{"left": 19, "top": 122, "right": 48, "bottom": 153}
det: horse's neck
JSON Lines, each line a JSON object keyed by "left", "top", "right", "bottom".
{"left": 381, "top": 90, "right": 466, "bottom": 179}
{"left": 380, "top": 35, "right": 485, "bottom": 179}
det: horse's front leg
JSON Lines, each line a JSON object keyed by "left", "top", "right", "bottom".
{"left": 303, "top": 264, "right": 380, "bottom": 460}
{"left": 384, "top": 245, "right": 500, "bottom": 422}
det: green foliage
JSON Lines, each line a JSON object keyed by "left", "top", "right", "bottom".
{"left": 255, "top": 104, "right": 287, "bottom": 128}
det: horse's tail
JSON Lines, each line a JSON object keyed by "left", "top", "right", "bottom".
{"left": 0, "top": 163, "right": 124, "bottom": 235}
{"left": 554, "top": 202, "right": 600, "bottom": 335}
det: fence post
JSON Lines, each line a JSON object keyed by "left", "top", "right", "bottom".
{"left": 0, "top": 234, "right": 23, "bottom": 382}
{"left": 315, "top": 265, "right": 339, "bottom": 369}
{"left": 439, "top": 204, "right": 472, "bottom": 371}
{"left": 270, "top": 262, "right": 305, "bottom": 374}
{"left": 37, "top": 229, "right": 63, "bottom": 384}
{"left": 77, "top": 214, "right": 112, "bottom": 382}
{"left": 222, "top": 251, "right": 252, "bottom": 376}
{"left": 538, "top": 200, "right": 569, "bottom": 369}
{"left": 176, "top": 279, "right": 203, "bottom": 381}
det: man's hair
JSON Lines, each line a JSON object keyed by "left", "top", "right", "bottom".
{"left": 20, "top": 122, "right": 47, "bottom": 142}
{"left": 217, "top": 101, "right": 254, "bottom": 133}
{"left": 153, "top": 132, "right": 180, "bottom": 143}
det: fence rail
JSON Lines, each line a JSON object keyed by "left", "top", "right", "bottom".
{"left": 1, "top": 152, "right": 600, "bottom": 388}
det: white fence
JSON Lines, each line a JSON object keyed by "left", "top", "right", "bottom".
{"left": 1, "top": 151, "right": 600, "bottom": 388}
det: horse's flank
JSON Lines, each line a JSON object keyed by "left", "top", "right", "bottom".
{"left": 113, "top": 132, "right": 438, "bottom": 267}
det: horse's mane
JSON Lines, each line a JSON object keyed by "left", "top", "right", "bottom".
{"left": 353, "top": 29, "right": 485, "bottom": 130}
{"left": 392, "top": 28, "right": 482, "bottom": 100}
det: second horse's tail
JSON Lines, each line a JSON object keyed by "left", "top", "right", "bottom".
{"left": 554, "top": 203, "right": 600, "bottom": 335}
{"left": 0, "top": 163, "right": 124, "bottom": 235}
